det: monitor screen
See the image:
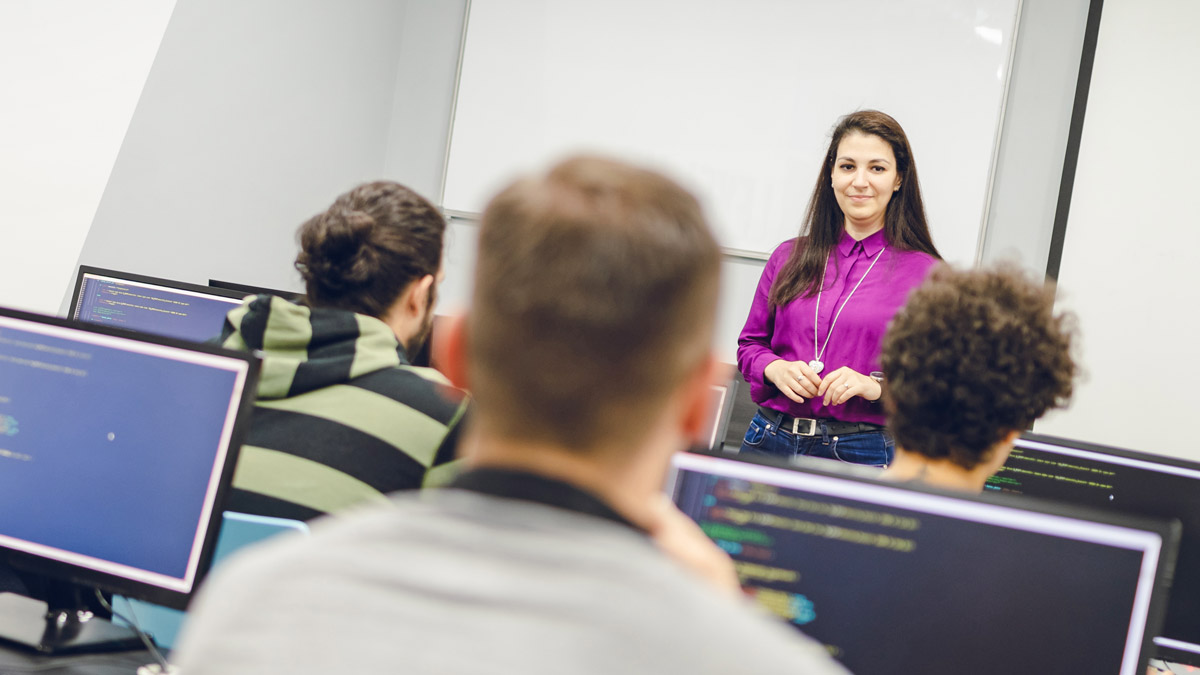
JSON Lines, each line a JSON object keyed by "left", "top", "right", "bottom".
{"left": 988, "top": 434, "right": 1200, "bottom": 666}
{"left": 0, "top": 306, "right": 258, "bottom": 613}
{"left": 669, "top": 452, "right": 1175, "bottom": 675}
{"left": 70, "top": 267, "right": 245, "bottom": 342}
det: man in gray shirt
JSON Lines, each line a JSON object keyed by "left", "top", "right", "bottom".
{"left": 173, "top": 156, "right": 849, "bottom": 675}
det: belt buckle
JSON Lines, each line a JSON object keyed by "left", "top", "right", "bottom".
{"left": 791, "top": 417, "right": 817, "bottom": 436}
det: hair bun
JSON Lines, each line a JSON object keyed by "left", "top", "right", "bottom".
{"left": 296, "top": 208, "right": 380, "bottom": 292}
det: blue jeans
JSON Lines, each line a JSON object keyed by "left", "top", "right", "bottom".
{"left": 738, "top": 410, "right": 895, "bottom": 467}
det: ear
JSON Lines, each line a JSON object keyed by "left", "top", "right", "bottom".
{"left": 679, "top": 354, "right": 724, "bottom": 447}
{"left": 406, "top": 274, "right": 436, "bottom": 317}
{"left": 983, "top": 429, "right": 1021, "bottom": 475}
{"left": 433, "top": 313, "right": 470, "bottom": 389}
{"left": 998, "top": 429, "right": 1020, "bottom": 452}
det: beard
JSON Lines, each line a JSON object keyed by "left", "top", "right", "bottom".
{"left": 403, "top": 283, "right": 437, "bottom": 360}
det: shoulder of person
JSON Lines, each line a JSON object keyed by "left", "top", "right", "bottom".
{"left": 914, "top": 250, "right": 943, "bottom": 275}
{"left": 775, "top": 237, "right": 801, "bottom": 257}
{"left": 889, "top": 247, "right": 940, "bottom": 271}
{"left": 349, "top": 363, "right": 468, "bottom": 414}
{"left": 764, "top": 237, "right": 802, "bottom": 270}
{"left": 599, "top": 536, "right": 847, "bottom": 673}
{"left": 399, "top": 363, "right": 455, "bottom": 387}
{"left": 650, "top": 582, "right": 850, "bottom": 673}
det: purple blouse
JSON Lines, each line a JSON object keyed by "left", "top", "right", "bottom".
{"left": 737, "top": 229, "right": 938, "bottom": 425}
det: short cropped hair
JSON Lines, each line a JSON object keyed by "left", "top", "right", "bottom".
{"left": 469, "top": 156, "right": 721, "bottom": 451}
{"left": 881, "top": 265, "right": 1076, "bottom": 470}
{"left": 295, "top": 181, "right": 445, "bottom": 319}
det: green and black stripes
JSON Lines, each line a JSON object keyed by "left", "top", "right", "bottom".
{"left": 220, "top": 295, "right": 469, "bottom": 521}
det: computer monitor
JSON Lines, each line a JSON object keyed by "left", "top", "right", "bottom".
{"left": 207, "top": 279, "right": 305, "bottom": 303}
{"left": 669, "top": 451, "right": 1177, "bottom": 675}
{"left": 0, "top": 305, "right": 259, "bottom": 653}
{"left": 696, "top": 377, "right": 737, "bottom": 452}
{"left": 988, "top": 433, "right": 1200, "bottom": 667}
{"left": 69, "top": 266, "right": 245, "bottom": 342}
{"left": 722, "top": 374, "right": 756, "bottom": 451}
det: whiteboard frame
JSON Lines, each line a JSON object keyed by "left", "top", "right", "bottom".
{"left": 976, "top": 0, "right": 1025, "bottom": 265}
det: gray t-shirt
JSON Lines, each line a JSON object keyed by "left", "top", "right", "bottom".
{"left": 173, "top": 488, "right": 850, "bottom": 675}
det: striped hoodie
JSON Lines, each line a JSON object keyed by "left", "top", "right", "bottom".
{"left": 219, "top": 295, "right": 468, "bottom": 521}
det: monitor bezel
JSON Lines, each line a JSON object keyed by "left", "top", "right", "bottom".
{"left": 0, "top": 303, "right": 261, "bottom": 611}
{"left": 207, "top": 278, "right": 305, "bottom": 303}
{"left": 68, "top": 265, "right": 247, "bottom": 323}
{"left": 1016, "top": 431, "right": 1200, "bottom": 483}
{"left": 1009, "top": 432, "right": 1200, "bottom": 667}
{"left": 673, "top": 448, "right": 1181, "bottom": 675}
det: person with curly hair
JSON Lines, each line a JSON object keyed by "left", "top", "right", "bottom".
{"left": 879, "top": 264, "right": 1076, "bottom": 492}
{"left": 737, "top": 110, "right": 941, "bottom": 466}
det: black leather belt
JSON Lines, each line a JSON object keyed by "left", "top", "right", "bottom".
{"left": 757, "top": 407, "right": 884, "bottom": 437}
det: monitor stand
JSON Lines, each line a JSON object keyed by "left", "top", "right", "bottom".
{"left": 0, "top": 592, "right": 144, "bottom": 655}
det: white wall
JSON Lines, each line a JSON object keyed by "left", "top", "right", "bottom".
{"left": 0, "top": 0, "right": 175, "bottom": 314}
{"left": 33, "top": 0, "right": 1093, "bottom": 375}
{"left": 69, "top": 0, "right": 411, "bottom": 309}
{"left": 981, "top": 0, "right": 1091, "bottom": 273}
{"left": 1033, "top": 0, "right": 1200, "bottom": 462}
{"left": 380, "top": 0, "right": 473, "bottom": 314}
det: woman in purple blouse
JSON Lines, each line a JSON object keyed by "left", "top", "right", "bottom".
{"left": 737, "top": 110, "right": 941, "bottom": 466}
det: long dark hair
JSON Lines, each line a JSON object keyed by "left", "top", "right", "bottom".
{"left": 768, "top": 110, "right": 941, "bottom": 307}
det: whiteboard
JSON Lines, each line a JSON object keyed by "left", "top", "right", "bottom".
{"left": 442, "top": 0, "right": 1020, "bottom": 263}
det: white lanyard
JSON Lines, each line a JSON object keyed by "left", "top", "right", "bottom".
{"left": 809, "top": 245, "right": 887, "bottom": 375}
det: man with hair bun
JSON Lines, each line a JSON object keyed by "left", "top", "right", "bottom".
{"left": 879, "top": 264, "right": 1076, "bottom": 492}
{"left": 220, "top": 181, "right": 469, "bottom": 521}
{"left": 174, "top": 156, "right": 849, "bottom": 675}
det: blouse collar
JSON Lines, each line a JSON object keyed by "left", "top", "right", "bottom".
{"left": 838, "top": 227, "right": 887, "bottom": 258}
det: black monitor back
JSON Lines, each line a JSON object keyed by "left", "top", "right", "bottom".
{"left": 207, "top": 279, "right": 305, "bottom": 303}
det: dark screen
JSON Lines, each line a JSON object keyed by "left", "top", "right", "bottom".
{"left": 988, "top": 437, "right": 1200, "bottom": 664}
{"left": 73, "top": 274, "right": 241, "bottom": 342}
{"left": 671, "top": 453, "right": 1164, "bottom": 675}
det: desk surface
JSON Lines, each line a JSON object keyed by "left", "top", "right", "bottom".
{"left": 0, "top": 646, "right": 152, "bottom": 674}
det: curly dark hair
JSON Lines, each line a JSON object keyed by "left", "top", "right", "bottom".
{"left": 880, "top": 264, "right": 1076, "bottom": 470}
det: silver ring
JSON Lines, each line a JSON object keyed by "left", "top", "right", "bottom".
{"left": 842, "top": 383, "right": 850, "bottom": 389}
